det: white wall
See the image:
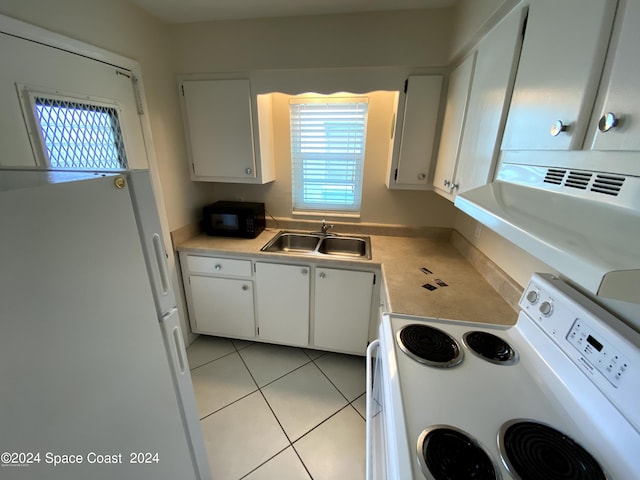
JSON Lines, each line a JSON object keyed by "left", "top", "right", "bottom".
{"left": 0, "top": 0, "right": 208, "bottom": 231}
{"left": 169, "top": 9, "right": 455, "bottom": 72}
{"left": 169, "top": 9, "right": 459, "bottom": 228}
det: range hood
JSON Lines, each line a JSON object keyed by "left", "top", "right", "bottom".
{"left": 454, "top": 162, "right": 640, "bottom": 304}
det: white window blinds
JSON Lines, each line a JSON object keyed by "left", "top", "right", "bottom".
{"left": 290, "top": 97, "right": 368, "bottom": 213}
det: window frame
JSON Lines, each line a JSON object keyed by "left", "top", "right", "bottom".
{"left": 20, "top": 87, "right": 129, "bottom": 170}
{"left": 289, "top": 95, "right": 369, "bottom": 216}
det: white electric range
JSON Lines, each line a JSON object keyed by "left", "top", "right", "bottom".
{"left": 366, "top": 273, "right": 640, "bottom": 479}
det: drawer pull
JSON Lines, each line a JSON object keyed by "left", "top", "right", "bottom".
{"left": 214, "top": 264, "right": 222, "bottom": 271}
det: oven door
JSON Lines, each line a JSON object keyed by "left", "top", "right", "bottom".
{"left": 366, "top": 340, "right": 399, "bottom": 480}
{"left": 368, "top": 316, "right": 419, "bottom": 480}
{"left": 366, "top": 339, "right": 390, "bottom": 480}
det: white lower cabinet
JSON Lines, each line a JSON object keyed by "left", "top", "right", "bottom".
{"left": 313, "top": 268, "right": 374, "bottom": 354}
{"left": 188, "top": 275, "right": 255, "bottom": 338}
{"left": 181, "top": 252, "right": 376, "bottom": 354}
{"left": 255, "top": 262, "right": 310, "bottom": 347}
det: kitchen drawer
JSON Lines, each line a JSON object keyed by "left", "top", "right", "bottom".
{"left": 185, "top": 255, "right": 252, "bottom": 277}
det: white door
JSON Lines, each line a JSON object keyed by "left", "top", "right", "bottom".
{"left": 453, "top": 6, "right": 525, "bottom": 196}
{"left": 189, "top": 275, "right": 256, "bottom": 338}
{"left": 501, "top": 0, "right": 617, "bottom": 151}
{"left": 589, "top": 0, "right": 640, "bottom": 151}
{"left": 314, "top": 268, "right": 373, "bottom": 354}
{"left": 433, "top": 53, "right": 476, "bottom": 197}
{"left": 0, "top": 172, "right": 197, "bottom": 479}
{"left": 395, "top": 75, "right": 443, "bottom": 187}
{"left": 255, "top": 262, "right": 310, "bottom": 346}
{"left": 181, "top": 79, "right": 256, "bottom": 180}
{"left": 0, "top": 31, "right": 147, "bottom": 168}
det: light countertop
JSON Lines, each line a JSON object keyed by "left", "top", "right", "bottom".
{"left": 177, "top": 228, "right": 517, "bottom": 326}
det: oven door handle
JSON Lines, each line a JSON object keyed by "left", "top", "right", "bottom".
{"left": 366, "top": 339, "right": 380, "bottom": 480}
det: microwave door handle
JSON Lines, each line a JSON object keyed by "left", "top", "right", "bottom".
{"left": 366, "top": 339, "right": 380, "bottom": 480}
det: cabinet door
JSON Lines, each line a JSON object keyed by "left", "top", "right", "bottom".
{"left": 313, "top": 268, "right": 373, "bottom": 355}
{"left": 452, "top": 7, "right": 526, "bottom": 197}
{"left": 589, "top": 0, "right": 640, "bottom": 151}
{"left": 255, "top": 262, "right": 310, "bottom": 347}
{"left": 392, "top": 75, "right": 443, "bottom": 188}
{"left": 181, "top": 79, "right": 256, "bottom": 181}
{"left": 188, "top": 275, "right": 255, "bottom": 338}
{"left": 501, "top": 0, "right": 617, "bottom": 151}
{"left": 433, "top": 53, "right": 476, "bottom": 197}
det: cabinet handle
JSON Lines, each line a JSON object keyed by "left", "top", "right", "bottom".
{"left": 417, "top": 173, "right": 426, "bottom": 180}
{"left": 301, "top": 268, "right": 309, "bottom": 275}
{"left": 245, "top": 167, "right": 253, "bottom": 175}
{"left": 443, "top": 179, "right": 450, "bottom": 187}
{"left": 214, "top": 264, "right": 222, "bottom": 271}
{"left": 319, "top": 272, "right": 326, "bottom": 279}
{"left": 550, "top": 120, "right": 568, "bottom": 137}
{"left": 450, "top": 183, "right": 459, "bottom": 191}
{"left": 242, "top": 284, "right": 249, "bottom": 291}
{"left": 598, "top": 112, "right": 619, "bottom": 133}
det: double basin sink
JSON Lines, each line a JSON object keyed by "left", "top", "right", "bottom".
{"left": 261, "top": 230, "right": 371, "bottom": 260}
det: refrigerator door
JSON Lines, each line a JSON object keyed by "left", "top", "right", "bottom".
{"left": 0, "top": 171, "right": 203, "bottom": 479}
{"left": 125, "top": 169, "right": 176, "bottom": 314}
{"left": 160, "top": 308, "right": 211, "bottom": 478}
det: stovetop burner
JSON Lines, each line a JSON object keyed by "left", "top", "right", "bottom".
{"left": 397, "top": 324, "right": 463, "bottom": 367}
{"left": 417, "top": 425, "right": 499, "bottom": 480}
{"left": 463, "top": 331, "right": 519, "bottom": 365}
{"left": 498, "top": 420, "right": 607, "bottom": 480}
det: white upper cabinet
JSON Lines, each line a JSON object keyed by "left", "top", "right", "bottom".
{"left": 387, "top": 75, "right": 443, "bottom": 189}
{"left": 451, "top": 6, "right": 526, "bottom": 197}
{"left": 501, "top": 0, "right": 617, "bottom": 151}
{"left": 179, "top": 78, "right": 275, "bottom": 183}
{"left": 433, "top": 53, "right": 476, "bottom": 197}
{"left": 587, "top": 0, "right": 640, "bottom": 151}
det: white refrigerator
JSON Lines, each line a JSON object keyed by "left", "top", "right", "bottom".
{"left": 0, "top": 169, "right": 211, "bottom": 480}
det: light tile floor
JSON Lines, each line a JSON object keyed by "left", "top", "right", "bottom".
{"left": 186, "top": 336, "right": 366, "bottom": 480}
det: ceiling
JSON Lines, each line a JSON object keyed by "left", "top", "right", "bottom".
{"left": 127, "top": 0, "right": 458, "bottom": 24}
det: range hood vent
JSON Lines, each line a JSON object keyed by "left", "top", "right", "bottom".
{"left": 454, "top": 164, "right": 640, "bottom": 304}
{"left": 542, "top": 167, "right": 626, "bottom": 196}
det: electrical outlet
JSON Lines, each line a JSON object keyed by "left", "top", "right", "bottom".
{"left": 474, "top": 223, "right": 483, "bottom": 240}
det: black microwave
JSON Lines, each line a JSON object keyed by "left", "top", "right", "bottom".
{"left": 202, "top": 201, "right": 266, "bottom": 238}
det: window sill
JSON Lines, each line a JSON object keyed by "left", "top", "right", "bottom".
{"left": 292, "top": 210, "right": 361, "bottom": 220}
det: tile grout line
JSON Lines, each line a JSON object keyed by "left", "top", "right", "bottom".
{"left": 190, "top": 340, "right": 364, "bottom": 479}
{"left": 188, "top": 348, "right": 238, "bottom": 372}
{"left": 235, "top": 346, "right": 316, "bottom": 479}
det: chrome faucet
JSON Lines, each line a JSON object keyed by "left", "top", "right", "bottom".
{"left": 320, "top": 219, "right": 334, "bottom": 235}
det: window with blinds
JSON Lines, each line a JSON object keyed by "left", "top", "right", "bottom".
{"left": 290, "top": 96, "right": 369, "bottom": 214}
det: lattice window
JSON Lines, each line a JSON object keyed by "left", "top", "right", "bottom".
{"left": 32, "top": 97, "right": 128, "bottom": 170}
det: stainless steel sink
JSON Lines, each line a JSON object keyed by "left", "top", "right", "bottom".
{"left": 317, "top": 236, "right": 369, "bottom": 258}
{"left": 261, "top": 230, "right": 371, "bottom": 259}
{"left": 261, "top": 232, "right": 320, "bottom": 253}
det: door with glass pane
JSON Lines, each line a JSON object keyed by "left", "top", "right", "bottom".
{"left": 0, "top": 31, "right": 147, "bottom": 169}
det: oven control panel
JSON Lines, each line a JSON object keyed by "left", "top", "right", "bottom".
{"left": 567, "top": 320, "right": 630, "bottom": 387}
{"left": 520, "top": 273, "right": 640, "bottom": 432}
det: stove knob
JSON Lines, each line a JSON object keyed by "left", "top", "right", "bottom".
{"left": 539, "top": 300, "right": 553, "bottom": 316}
{"left": 526, "top": 289, "right": 539, "bottom": 304}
